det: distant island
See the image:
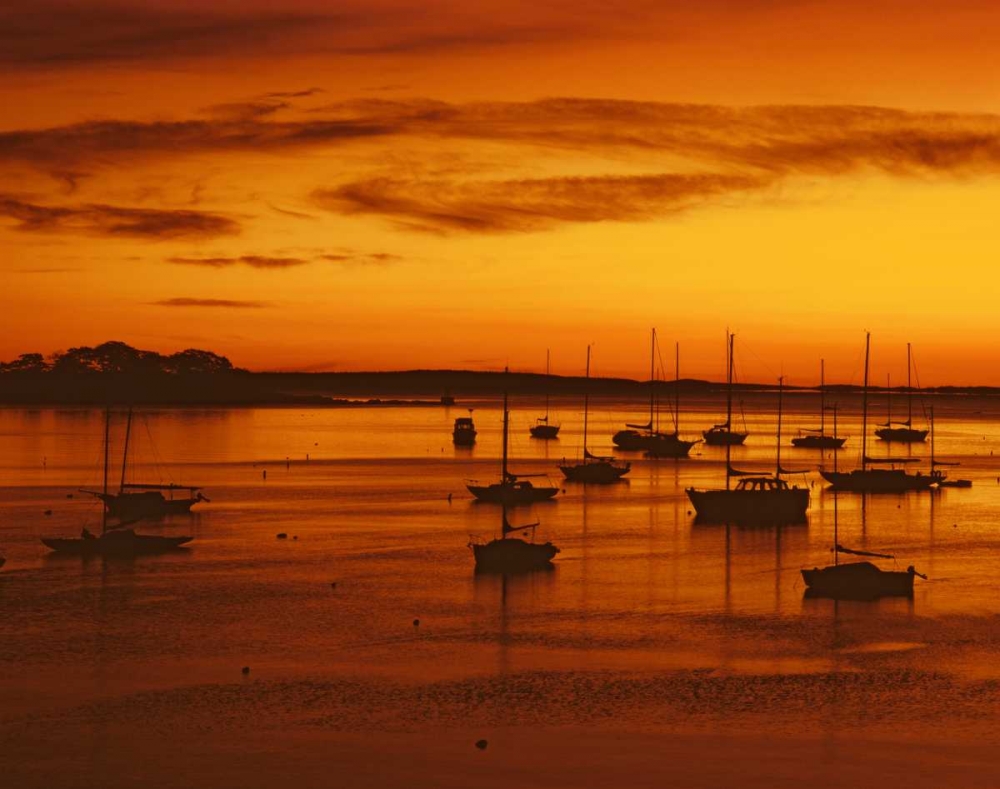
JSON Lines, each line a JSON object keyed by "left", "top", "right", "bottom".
{"left": 0, "top": 341, "right": 997, "bottom": 406}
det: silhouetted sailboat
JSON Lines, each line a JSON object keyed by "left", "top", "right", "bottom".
{"left": 529, "top": 349, "right": 560, "bottom": 439}
{"left": 791, "top": 359, "right": 846, "bottom": 449}
{"left": 453, "top": 410, "right": 477, "bottom": 446}
{"left": 875, "top": 343, "right": 928, "bottom": 443}
{"left": 702, "top": 332, "right": 748, "bottom": 446}
{"left": 467, "top": 376, "right": 559, "bottom": 505}
{"left": 469, "top": 506, "right": 559, "bottom": 572}
{"left": 802, "top": 493, "right": 925, "bottom": 600}
{"left": 560, "top": 346, "right": 630, "bottom": 483}
{"left": 80, "top": 408, "right": 206, "bottom": 519}
{"left": 613, "top": 330, "right": 697, "bottom": 457}
{"left": 646, "top": 341, "right": 699, "bottom": 458}
{"left": 42, "top": 408, "right": 193, "bottom": 555}
{"left": 820, "top": 334, "right": 937, "bottom": 492}
{"left": 687, "top": 375, "right": 809, "bottom": 523}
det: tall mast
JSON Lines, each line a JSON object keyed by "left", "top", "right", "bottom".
{"left": 544, "top": 349, "right": 550, "bottom": 422}
{"left": 674, "top": 341, "right": 681, "bottom": 436}
{"left": 583, "top": 345, "right": 591, "bottom": 455}
{"left": 862, "top": 332, "right": 870, "bottom": 472}
{"left": 820, "top": 359, "right": 825, "bottom": 435}
{"left": 649, "top": 328, "right": 656, "bottom": 431}
{"left": 907, "top": 342, "right": 912, "bottom": 426}
{"left": 119, "top": 406, "right": 133, "bottom": 494}
{"left": 776, "top": 376, "right": 783, "bottom": 477}
{"left": 725, "top": 334, "right": 734, "bottom": 491}
{"left": 726, "top": 332, "right": 734, "bottom": 431}
{"left": 102, "top": 407, "right": 110, "bottom": 534}
{"left": 501, "top": 374, "right": 509, "bottom": 482}
{"left": 886, "top": 373, "right": 891, "bottom": 426}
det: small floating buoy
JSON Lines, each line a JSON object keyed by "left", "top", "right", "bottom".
{"left": 292, "top": 535, "right": 298, "bottom": 540}
{"left": 66, "top": 493, "right": 74, "bottom": 499}
{"left": 242, "top": 666, "right": 250, "bottom": 675}
{"left": 276, "top": 533, "right": 287, "bottom": 539}
{"left": 330, "top": 582, "right": 337, "bottom": 589}
{"left": 44, "top": 509, "right": 52, "bottom": 516}
{"left": 413, "top": 618, "right": 420, "bottom": 627}
{"left": 475, "top": 739, "right": 488, "bottom": 750}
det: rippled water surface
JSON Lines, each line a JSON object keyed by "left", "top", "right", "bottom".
{"left": 3, "top": 395, "right": 1000, "bottom": 788}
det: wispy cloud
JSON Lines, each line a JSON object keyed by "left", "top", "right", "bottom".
{"left": 152, "top": 297, "right": 269, "bottom": 309}
{"left": 168, "top": 255, "right": 308, "bottom": 269}
{"left": 315, "top": 172, "right": 767, "bottom": 233}
{"left": 6, "top": 98, "right": 1000, "bottom": 235}
{"left": 320, "top": 251, "right": 405, "bottom": 265}
{"left": 0, "top": 195, "right": 240, "bottom": 239}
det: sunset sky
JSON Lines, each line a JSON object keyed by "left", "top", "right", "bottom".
{"left": 3, "top": 0, "right": 1000, "bottom": 384}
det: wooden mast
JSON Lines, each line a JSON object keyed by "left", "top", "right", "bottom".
{"left": 674, "top": 341, "right": 681, "bottom": 436}
{"left": 820, "top": 359, "right": 825, "bottom": 436}
{"left": 544, "top": 349, "right": 550, "bottom": 423}
{"left": 501, "top": 371, "right": 509, "bottom": 482}
{"left": 907, "top": 342, "right": 912, "bottom": 427}
{"left": 776, "top": 375, "right": 783, "bottom": 477}
{"left": 649, "top": 328, "right": 656, "bottom": 433}
{"left": 102, "top": 407, "right": 110, "bottom": 534}
{"left": 119, "top": 406, "right": 133, "bottom": 494}
{"left": 583, "top": 345, "right": 591, "bottom": 457}
{"left": 725, "top": 333, "right": 734, "bottom": 491}
{"left": 862, "top": 332, "right": 870, "bottom": 473}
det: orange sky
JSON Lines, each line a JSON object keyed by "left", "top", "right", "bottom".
{"left": 3, "top": 0, "right": 1000, "bottom": 385}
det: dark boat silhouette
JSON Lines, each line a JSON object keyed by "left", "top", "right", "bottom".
{"left": 821, "top": 334, "right": 938, "bottom": 492}
{"left": 453, "top": 411, "right": 477, "bottom": 446}
{"left": 702, "top": 332, "right": 748, "bottom": 446}
{"left": 81, "top": 407, "right": 206, "bottom": 519}
{"left": 688, "top": 373, "right": 808, "bottom": 523}
{"left": 791, "top": 359, "right": 847, "bottom": 449}
{"left": 874, "top": 342, "right": 928, "bottom": 443}
{"left": 560, "top": 346, "right": 630, "bottom": 483}
{"left": 801, "top": 495, "right": 925, "bottom": 600}
{"left": 469, "top": 507, "right": 559, "bottom": 572}
{"left": 41, "top": 528, "right": 193, "bottom": 556}
{"left": 803, "top": 560, "right": 920, "bottom": 600}
{"left": 43, "top": 408, "right": 193, "bottom": 556}
{"left": 467, "top": 375, "right": 559, "bottom": 505}
{"left": 613, "top": 330, "right": 697, "bottom": 457}
{"left": 529, "top": 349, "right": 560, "bottom": 439}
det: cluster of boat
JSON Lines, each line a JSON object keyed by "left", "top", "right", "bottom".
{"left": 16, "top": 333, "right": 965, "bottom": 603}
{"left": 458, "top": 333, "right": 967, "bottom": 599}
{"left": 40, "top": 408, "right": 204, "bottom": 556}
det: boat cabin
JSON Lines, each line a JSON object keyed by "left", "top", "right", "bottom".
{"left": 734, "top": 476, "right": 795, "bottom": 492}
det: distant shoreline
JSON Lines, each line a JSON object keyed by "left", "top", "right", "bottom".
{"left": 1, "top": 369, "right": 998, "bottom": 407}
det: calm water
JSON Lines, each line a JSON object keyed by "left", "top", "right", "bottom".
{"left": 3, "top": 395, "right": 1000, "bottom": 788}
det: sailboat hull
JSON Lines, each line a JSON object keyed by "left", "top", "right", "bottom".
{"left": 791, "top": 435, "right": 846, "bottom": 449}
{"left": 467, "top": 482, "right": 559, "bottom": 505}
{"left": 529, "top": 424, "right": 560, "bottom": 439}
{"left": 559, "top": 459, "right": 630, "bottom": 483}
{"left": 686, "top": 487, "right": 809, "bottom": 524}
{"left": 874, "top": 427, "right": 928, "bottom": 443}
{"left": 471, "top": 538, "right": 559, "bottom": 571}
{"left": 820, "top": 469, "right": 935, "bottom": 492}
{"left": 96, "top": 492, "right": 200, "bottom": 519}
{"left": 801, "top": 562, "right": 915, "bottom": 600}
{"left": 645, "top": 434, "right": 697, "bottom": 458}
{"left": 41, "top": 529, "right": 193, "bottom": 556}
{"left": 702, "top": 429, "right": 748, "bottom": 446}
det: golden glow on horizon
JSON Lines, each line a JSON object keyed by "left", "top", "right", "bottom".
{"left": 3, "top": 0, "right": 1000, "bottom": 385}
